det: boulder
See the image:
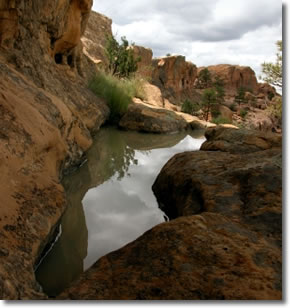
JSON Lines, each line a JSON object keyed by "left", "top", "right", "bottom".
{"left": 200, "top": 126, "right": 281, "bottom": 153}
{"left": 217, "top": 105, "right": 233, "bottom": 122}
{"left": 58, "top": 213, "right": 281, "bottom": 300}
{"left": 150, "top": 126, "right": 281, "bottom": 299}
{"left": 119, "top": 101, "right": 188, "bottom": 133}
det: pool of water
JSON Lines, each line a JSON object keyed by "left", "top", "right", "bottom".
{"left": 35, "top": 127, "right": 205, "bottom": 296}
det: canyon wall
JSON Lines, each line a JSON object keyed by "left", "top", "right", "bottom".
{"left": 0, "top": 1, "right": 110, "bottom": 299}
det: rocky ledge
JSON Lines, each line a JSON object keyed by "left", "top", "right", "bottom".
{"left": 58, "top": 126, "right": 282, "bottom": 300}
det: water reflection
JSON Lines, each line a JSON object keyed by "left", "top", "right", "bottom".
{"left": 35, "top": 127, "right": 205, "bottom": 296}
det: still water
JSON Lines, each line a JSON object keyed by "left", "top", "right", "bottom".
{"left": 35, "top": 127, "right": 205, "bottom": 296}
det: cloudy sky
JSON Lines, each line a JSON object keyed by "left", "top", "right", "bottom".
{"left": 92, "top": 0, "right": 282, "bottom": 78}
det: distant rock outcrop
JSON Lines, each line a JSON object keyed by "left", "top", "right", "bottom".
{"left": 131, "top": 45, "right": 153, "bottom": 79}
{"left": 151, "top": 55, "right": 198, "bottom": 105}
{"left": 201, "top": 64, "right": 259, "bottom": 95}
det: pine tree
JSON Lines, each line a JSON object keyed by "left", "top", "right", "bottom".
{"left": 261, "top": 40, "right": 282, "bottom": 88}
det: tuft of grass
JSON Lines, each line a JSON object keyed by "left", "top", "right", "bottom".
{"left": 212, "top": 116, "right": 232, "bottom": 125}
{"left": 89, "top": 72, "right": 145, "bottom": 123}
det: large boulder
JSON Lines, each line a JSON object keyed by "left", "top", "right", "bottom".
{"left": 119, "top": 101, "right": 188, "bottom": 133}
{"left": 59, "top": 212, "right": 281, "bottom": 300}
{"left": 200, "top": 126, "right": 281, "bottom": 153}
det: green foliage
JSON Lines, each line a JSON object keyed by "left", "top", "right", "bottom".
{"left": 201, "top": 88, "right": 217, "bottom": 121}
{"left": 181, "top": 99, "right": 200, "bottom": 115}
{"left": 105, "top": 35, "right": 141, "bottom": 78}
{"left": 261, "top": 40, "right": 282, "bottom": 88}
{"left": 239, "top": 108, "right": 248, "bottom": 118}
{"left": 89, "top": 72, "right": 138, "bottom": 123}
{"left": 166, "top": 53, "right": 171, "bottom": 57}
{"left": 267, "top": 97, "right": 282, "bottom": 126}
{"left": 211, "top": 116, "right": 231, "bottom": 125}
{"left": 213, "top": 76, "right": 225, "bottom": 103}
{"left": 268, "top": 92, "right": 275, "bottom": 101}
{"left": 235, "top": 86, "right": 246, "bottom": 106}
{"left": 197, "top": 68, "right": 212, "bottom": 89}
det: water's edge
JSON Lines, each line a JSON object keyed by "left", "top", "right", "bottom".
{"left": 35, "top": 127, "right": 205, "bottom": 297}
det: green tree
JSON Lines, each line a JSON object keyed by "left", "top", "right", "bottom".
{"left": 106, "top": 35, "right": 140, "bottom": 78}
{"left": 197, "top": 68, "right": 212, "bottom": 89}
{"left": 213, "top": 76, "right": 225, "bottom": 103}
{"left": 181, "top": 99, "right": 200, "bottom": 115}
{"left": 201, "top": 89, "right": 217, "bottom": 121}
{"left": 261, "top": 40, "right": 282, "bottom": 88}
{"left": 235, "top": 86, "right": 246, "bottom": 106}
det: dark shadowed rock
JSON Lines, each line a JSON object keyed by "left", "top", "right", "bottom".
{"left": 200, "top": 126, "right": 282, "bottom": 153}
{"left": 58, "top": 213, "right": 281, "bottom": 300}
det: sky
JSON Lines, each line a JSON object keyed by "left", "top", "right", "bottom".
{"left": 92, "top": 0, "right": 282, "bottom": 79}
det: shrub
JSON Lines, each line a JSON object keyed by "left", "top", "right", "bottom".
{"left": 240, "top": 108, "right": 248, "bottom": 118}
{"left": 212, "top": 116, "right": 231, "bottom": 125}
{"left": 89, "top": 72, "right": 140, "bottom": 123}
{"left": 266, "top": 97, "right": 282, "bottom": 126}
{"left": 106, "top": 35, "right": 140, "bottom": 78}
{"left": 235, "top": 87, "right": 246, "bottom": 106}
{"left": 197, "top": 68, "right": 212, "bottom": 89}
{"left": 201, "top": 88, "right": 217, "bottom": 121}
{"left": 181, "top": 99, "right": 200, "bottom": 115}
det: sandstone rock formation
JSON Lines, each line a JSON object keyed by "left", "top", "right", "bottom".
{"left": 59, "top": 212, "right": 281, "bottom": 300}
{"left": 200, "top": 64, "right": 259, "bottom": 96}
{"left": 119, "top": 100, "right": 188, "bottom": 133}
{"left": 0, "top": 0, "right": 110, "bottom": 299}
{"left": 131, "top": 45, "right": 153, "bottom": 79}
{"left": 152, "top": 55, "right": 198, "bottom": 105}
{"left": 82, "top": 10, "right": 112, "bottom": 68}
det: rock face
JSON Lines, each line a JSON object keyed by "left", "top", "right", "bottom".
{"left": 202, "top": 64, "right": 259, "bottom": 95}
{"left": 119, "top": 100, "right": 188, "bottom": 133}
{"left": 82, "top": 10, "right": 112, "bottom": 68}
{"left": 131, "top": 45, "right": 153, "bottom": 79}
{"left": 0, "top": 0, "right": 109, "bottom": 299}
{"left": 152, "top": 55, "right": 198, "bottom": 105}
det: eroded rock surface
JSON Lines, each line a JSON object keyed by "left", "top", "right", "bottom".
{"left": 152, "top": 55, "right": 198, "bottom": 105}
{"left": 59, "top": 212, "right": 281, "bottom": 300}
{"left": 82, "top": 10, "right": 112, "bottom": 68}
{"left": 202, "top": 64, "right": 259, "bottom": 95}
{"left": 0, "top": 0, "right": 109, "bottom": 299}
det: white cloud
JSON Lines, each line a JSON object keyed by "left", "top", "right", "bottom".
{"left": 92, "top": 0, "right": 282, "bottom": 76}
